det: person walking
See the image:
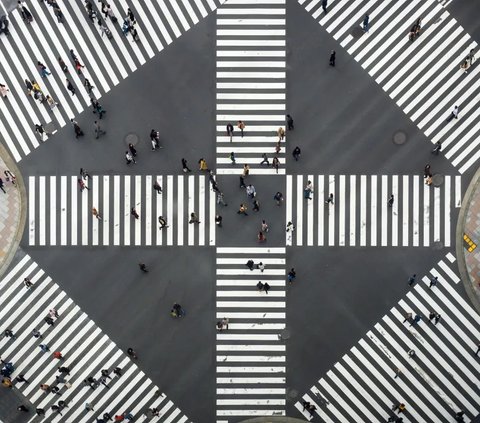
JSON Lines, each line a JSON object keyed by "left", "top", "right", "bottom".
{"left": 287, "top": 268, "right": 296, "bottom": 284}
{"left": 181, "top": 158, "right": 191, "bottom": 173}
{"left": 429, "top": 276, "right": 438, "bottom": 289}
{"left": 325, "top": 193, "right": 334, "bottom": 204}
{"left": 158, "top": 216, "right": 168, "bottom": 229}
{"left": 424, "top": 164, "right": 432, "bottom": 178}
{"left": 391, "top": 403, "right": 406, "bottom": 414}
{"left": 199, "top": 158, "right": 208, "bottom": 171}
{"left": 0, "top": 178, "right": 5, "bottom": 194}
{"left": 277, "top": 127, "right": 285, "bottom": 141}
{"left": 35, "top": 123, "right": 47, "bottom": 141}
{"left": 329, "top": 50, "right": 336, "bottom": 66}
{"left": 260, "top": 153, "right": 269, "bottom": 165}
{"left": 253, "top": 199, "right": 260, "bottom": 211}
{"left": 74, "top": 57, "right": 85, "bottom": 74}
{"left": 4, "top": 329, "right": 15, "bottom": 339}
{"left": 66, "top": 78, "right": 75, "bottom": 96}
{"left": 257, "top": 262, "right": 265, "bottom": 272}
{"left": 189, "top": 212, "right": 200, "bottom": 224}
{"left": 125, "top": 151, "right": 135, "bottom": 165}
{"left": 322, "top": 0, "right": 327, "bottom": 13}
{"left": 17, "top": 405, "right": 29, "bottom": 412}
{"left": 292, "top": 146, "right": 301, "bottom": 161}
{"left": 261, "top": 220, "right": 269, "bottom": 233}
{"left": 94, "top": 121, "right": 106, "bottom": 139}
{"left": 432, "top": 141, "right": 442, "bottom": 155}
{"left": 447, "top": 105, "right": 459, "bottom": 122}
{"left": 46, "top": 95, "right": 58, "bottom": 110}
{"left": 71, "top": 119, "right": 84, "bottom": 138}
{"left": 91, "top": 99, "right": 106, "bottom": 119}
{"left": 237, "top": 120, "right": 245, "bottom": 137}
{"left": 58, "top": 56, "right": 68, "bottom": 72}
{"left": 239, "top": 175, "right": 246, "bottom": 188}
{"left": 243, "top": 164, "right": 250, "bottom": 177}
{"left": 131, "top": 207, "right": 139, "bottom": 219}
{"left": 229, "top": 151, "right": 236, "bottom": 165}
{"left": 286, "top": 221, "right": 295, "bottom": 240}
{"left": 408, "top": 274, "right": 416, "bottom": 286}
{"left": 257, "top": 231, "right": 266, "bottom": 242}
{"left": 246, "top": 184, "right": 256, "bottom": 198}
{"left": 128, "top": 143, "right": 137, "bottom": 157}
{"left": 92, "top": 208, "right": 102, "bottom": 220}
{"left": 272, "top": 156, "right": 280, "bottom": 173}
{"left": 226, "top": 123, "right": 234, "bottom": 141}
{"left": 305, "top": 180, "right": 314, "bottom": 200}
{"left": 363, "top": 14, "right": 369, "bottom": 32}
{"left": 153, "top": 181, "right": 162, "bottom": 194}
{"left": 24, "top": 277, "right": 33, "bottom": 289}
{"left": 215, "top": 215, "right": 222, "bottom": 227}
{"left": 84, "top": 78, "right": 95, "bottom": 94}
{"left": 274, "top": 191, "right": 284, "bottom": 206}
{"left": 217, "top": 191, "right": 228, "bottom": 206}
{"left": 127, "top": 348, "right": 138, "bottom": 359}
{"left": 388, "top": 194, "right": 394, "bottom": 207}
{"left": 32, "top": 328, "right": 42, "bottom": 338}
{"left": 53, "top": 351, "right": 63, "bottom": 359}
{"left": 37, "top": 61, "right": 51, "bottom": 78}
{"left": 80, "top": 168, "right": 91, "bottom": 180}
{"left": 78, "top": 178, "right": 90, "bottom": 192}
{"left": 286, "top": 114, "right": 294, "bottom": 130}
{"left": 238, "top": 203, "right": 248, "bottom": 216}
{"left": 409, "top": 314, "right": 421, "bottom": 326}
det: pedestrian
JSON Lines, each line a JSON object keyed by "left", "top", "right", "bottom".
{"left": 274, "top": 191, "right": 284, "bottom": 206}
{"left": 45, "top": 315, "right": 55, "bottom": 325}
{"left": 429, "top": 276, "right": 438, "bottom": 289}
{"left": 171, "top": 303, "right": 184, "bottom": 317}
{"left": 181, "top": 158, "right": 191, "bottom": 173}
{"left": 157, "top": 216, "right": 167, "bottom": 229}
{"left": 322, "top": 0, "right": 327, "bottom": 13}
{"left": 263, "top": 282, "right": 270, "bottom": 294}
{"left": 394, "top": 368, "right": 401, "bottom": 379}
{"left": 24, "top": 277, "right": 33, "bottom": 289}
{"left": 199, "top": 158, "right": 208, "bottom": 171}
{"left": 237, "top": 120, "right": 245, "bottom": 137}
{"left": 286, "top": 221, "right": 295, "bottom": 240}
{"left": 0, "top": 82, "right": 8, "bottom": 98}
{"left": 217, "top": 191, "right": 228, "bottom": 206}
{"left": 36, "top": 408, "right": 45, "bottom": 415}
{"left": 24, "top": 79, "right": 33, "bottom": 96}
{"left": 128, "top": 143, "right": 137, "bottom": 157}
{"left": 246, "top": 184, "right": 256, "bottom": 198}
{"left": 409, "top": 314, "right": 421, "bottom": 326}
{"left": 226, "top": 123, "right": 234, "bottom": 141}
{"left": 238, "top": 203, "right": 248, "bottom": 215}
{"left": 363, "top": 14, "right": 369, "bottom": 32}
{"left": 243, "top": 164, "right": 250, "bottom": 177}
{"left": 305, "top": 180, "right": 314, "bottom": 200}
{"left": 272, "top": 156, "right": 280, "bottom": 174}
{"left": 292, "top": 146, "right": 301, "bottom": 161}
{"left": 388, "top": 194, "right": 394, "bottom": 207}
{"left": 434, "top": 313, "right": 441, "bottom": 325}
{"left": 257, "top": 281, "right": 264, "bottom": 291}
{"left": 4, "top": 329, "right": 15, "bottom": 339}
{"left": 80, "top": 168, "right": 91, "bottom": 180}
{"left": 402, "top": 312, "right": 412, "bottom": 324}
{"left": 153, "top": 181, "right": 162, "bottom": 194}
{"left": 329, "top": 50, "right": 336, "bottom": 66}
{"left": 103, "top": 412, "right": 112, "bottom": 421}
{"left": 125, "top": 151, "right": 135, "bottom": 165}
{"left": 53, "top": 351, "right": 63, "bottom": 359}
{"left": 127, "top": 348, "right": 138, "bottom": 359}
{"left": 408, "top": 274, "right": 416, "bottom": 286}
{"left": 40, "top": 344, "right": 50, "bottom": 352}
{"left": 277, "top": 127, "right": 285, "bottom": 141}
{"left": 58, "top": 366, "right": 70, "bottom": 375}
{"left": 2, "top": 377, "right": 12, "bottom": 388}
{"left": 424, "top": 164, "right": 432, "bottom": 178}
{"left": 261, "top": 220, "right": 269, "bottom": 233}
{"left": 428, "top": 311, "right": 437, "bottom": 322}
{"left": 240, "top": 175, "right": 246, "bottom": 188}
{"left": 113, "top": 367, "right": 122, "bottom": 376}
{"left": 32, "top": 328, "right": 42, "bottom": 338}
{"left": 74, "top": 58, "right": 85, "bottom": 74}
{"left": 287, "top": 268, "right": 296, "bottom": 284}
{"left": 94, "top": 121, "right": 106, "bottom": 139}
{"left": 92, "top": 207, "right": 102, "bottom": 220}
{"left": 475, "top": 343, "right": 480, "bottom": 356}
{"left": 286, "top": 114, "right": 294, "bottom": 130}
{"left": 78, "top": 178, "right": 90, "bottom": 192}
{"left": 17, "top": 405, "right": 29, "bottom": 412}
{"left": 468, "top": 49, "right": 475, "bottom": 66}
{"left": 4, "top": 170, "right": 16, "bottom": 186}
{"left": 85, "top": 402, "right": 94, "bottom": 412}
{"left": 58, "top": 56, "right": 68, "bottom": 72}
{"left": 15, "top": 374, "right": 29, "bottom": 384}
{"left": 71, "top": 119, "right": 84, "bottom": 138}
{"left": 456, "top": 411, "right": 465, "bottom": 422}
{"left": 99, "top": 376, "right": 109, "bottom": 388}
{"left": 275, "top": 140, "right": 281, "bottom": 154}
{"left": 460, "top": 58, "right": 469, "bottom": 73}
{"left": 0, "top": 178, "right": 5, "bottom": 194}
{"left": 246, "top": 260, "right": 255, "bottom": 270}
{"left": 37, "top": 61, "right": 51, "bottom": 78}
{"left": 446, "top": 105, "right": 459, "bottom": 122}
{"left": 138, "top": 262, "right": 148, "bottom": 273}
{"left": 66, "top": 78, "right": 76, "bottom": 96}
{"left": 189, "top": 212, "right": 200, "bottom": 224}
{"left": 229, "top": 151, "right": 236, "bottom": 165}
{"left": 432, "top": 141, "right": 442, "bottom": 155}
{"left": 46, "top": 94, "right": 58, "bottom": 110}
{"left": 257, "top": 262, "right": 265, "bottom": 272}
{"left": 149, "top": 129, "right": 160, "bottom": 150}
{"left": 253, "top": 200, "right": 260, "bottom": 212}
{"left": 131, "top": 207, "right": 139, "bottom": 219}
{"left": 260, "top": 153, "right": 269, "bottom": 165}
{"left": 35, "top": 123, "right": 47, "bottom": 141}
{"left": 91, "top": 99, "right": 106, "bottom": 119}
{"left": 58, "top": 400, "right": 68, "bottom": 409}
{"left": 84, "top": 78, "right": 95, "bottom": 94}
{"left": 215, "top": 215, "right": 222, "bottom": 227}
{"left": 391, "top": 402, "right": 406, "bottom": 413}
{"left": 257, "top": 231, "right": 266, "bottom": 242}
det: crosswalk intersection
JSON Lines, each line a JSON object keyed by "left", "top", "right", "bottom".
{"left": 215, "top": 0, "right": 287, "bottom": 175}
{"left": 28, "top": 174, "right": 216, "bottom": 246}
{"left": 0, "top": 0, "right": 224, "bottom": 162}
{"left": 286, "top": 174, "right": 462, "bottom": 247}
{"left": 216, "top": 247, "right": 286, "bottom": 420}
{"left": 0, "top": 253, "right": 189, "bottom": 423}
{"left": 295, "top": 252, "right": 480, "bottom": 422}
{"left": 300, "top": 0, "right": 480, "bottom": 174}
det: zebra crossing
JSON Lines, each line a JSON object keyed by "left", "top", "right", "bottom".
{"left": 215, "top": 0, "right": 286, "bottom": 175}
{"left": 0, "top": 253, "right": 189, "bottom": 423}
{"left": 286, "top": 174, "right": 462, "bottom": 247}
{"left": 300, "top": 0, "right": 480, "bottom": 174}
{"left": 28, "top": 174, "right": 216, "bottom": 246}
{"left": 216, "top": 247, "right": 286, "bottom": 420}
{"left": 295, "top": 252, "right": 480, "bottom": 422}
{"left": 0, "top": 0, "right": 224, "bottom": 162}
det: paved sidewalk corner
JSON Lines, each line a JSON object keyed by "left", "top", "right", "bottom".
{"left": 0, "top": 141, "right": 25, "bottom": 279}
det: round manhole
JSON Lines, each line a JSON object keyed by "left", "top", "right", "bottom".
{"left": 432, "top": 174, "right": 444, "bottom": 187}
{"left": 279, "top": 329, "right": 290, "bottom": 340}
{"left": 44, "top": 122, "right": 55, "bottom": 134}
{"left": 125, "top": 133, "right": 139, "bottom": 146}
{"left": 433, "top": 241, "right": 444, "bottom": 250}
{"left": 351, "top": 27, "right": 364, "bottom": 38}
{"left": 393, "top": 131, "right": 407, "bottom": 145}
{"left": 287, "top": 387, "right": 299, "bottom": 399}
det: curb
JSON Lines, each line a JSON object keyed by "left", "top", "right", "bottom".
{"left": 0, "top": 142, "right": 26, "bottom": 279}
{"left": 456, "top": 166, "right": 480, "bottom": 315}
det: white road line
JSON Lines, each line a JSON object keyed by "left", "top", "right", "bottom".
{"left": 71, "top": 176, "right": 77, "bottom": 246}
{"left": 124, "top": 175, "right": 131, "bottom": 246}
{"left": 402, "top": 175, "right": 408, "bottom": 246}
{"left": 92, "top": 175, "right": 98, "bottom": 246}
{"left": 318, "top": 175, "right": 324, "bottom": 246}
{"left": 28, "top": 176, "right": 35, "bottom": 245}
{"left": 145, "top": 175, "right": 152, "bottom": 246}
{"left": 381, "top": 175, "right": 387, "bottom": 246}
{"left": 39, "top": 176, "right": 45, "bottom": 246}
{"left": 370, "top": 175, "right": 377, "bottom": 246}
{"left": 413, "top": 175, "right": 419, "bottom": 247}
{"left": 60, "top": 176, "right": 67, "bottom": 246}
{"left": 114, "top": 175, "right": 120, "bottom": 246}
{"left": 167, "top": 175, "right": 174, "bottom": 245}
{"left": 188, "top": 175, "right": 195, "bottom": 246}
{"left": 135, "top": 175, "right": 142, "bottom": 245}
{"left": 103, "top": 175, "right": 110, "bottom": 246}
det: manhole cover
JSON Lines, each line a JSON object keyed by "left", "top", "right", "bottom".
{"left": 393, "top": 131, "right": 407, "bottom": 145}
{"left": 279, "top": 329, "right": 290, "bottom": 340}
{"left": 44, "top": 122, "right": 55, "bottom": 133}
{"left": 287, "top": 387, "right": 299, "bottom": 399}
{"left": 125, "top": 133, "right": 139, "bottom": 146}
{"left": 351, "top": 27, "right": 364, "bottom": 38}
{"left": 433, "top": 241, "right": 444, "bottom": 250}
{"left": 432, "top": 174, "right": 444, "bottom": 187}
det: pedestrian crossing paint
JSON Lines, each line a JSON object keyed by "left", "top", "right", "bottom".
{"left": 295, "top": 252, "right": 480, "bottom": 422}
{"left": 0, "top": 254, "right": 189, "bottom": 423}
{"left": 286, "top": 174, "right": 461, "bottom": 247}
{"left": 0, "top": 0, "right": 224, "bottom": 162}
{"left": 300, "top": 0, "right": 480, "bottom": 174}
{"left": 216, "top": 247, "right": 286, "bottom": 420}
{"left": 215, "top": 0, "right": 287, "bottom": 175}
{"left": 28, "top": 175, "right": 216, "bottom": 246}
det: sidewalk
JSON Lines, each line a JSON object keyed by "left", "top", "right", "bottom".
{"left": 0, "top": 142, "right": 24, "bottom": 278}
{"left": 457, "top": 167, "right": 480, "bottom": 313}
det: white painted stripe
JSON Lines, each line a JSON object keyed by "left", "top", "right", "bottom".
{"left": 296, "top": 176, "right": 303, "bottom": 246}
{"left": 216, "top": 356, "right": 286, "bottom": 362}
{"left": 216, "top": 312, "right": 285, "bottom": 318}
{"left": 217, "top": 82, "right": 285, "bottom": 89}
{"left": 328, "top": 175, "right": 335, "bottom": 246}
{"left": 217, "top": 399, "right": 285, "bottom": 405}
{"left": 438, "top": 259, "right": 460, "bottom": 283}
{"left": 217, "top": 388, "right": 285, "bottom": 395}
{"left": 145, "top": 175, "right": 152, "bottom": 246}
{"left": 370, "top": 175, "right": 377, "bottom": 246}
{"left": 381, "top": 175, "right": 387, "bottom": 246}
{"left": 216, "top": 345, "right": 286, "bottom": 351}
{"left": 434, "top": 183, "right": 440, "bottom": 243}
{"left": 402, "top": 175, "right": 409, "bottom": 246}
{"left": 444, "top": 176, "right": 451, "bottom": 247}
{"left": 114, "top": 175, "right": 120, "bottom": 246}
{"left": 156, "top": 175, "right": 163, "bottom": 246}
{"left": 391, "top": 175, "right": 398, "bottom": 246}
{"left": 307, "top": 174, "right": 314, "bottom": 246}
{"left": 217, "top": 301, "right": 285, "bottom": 308}
{"left": 92, "top": 176, "right": 98, "bottom": 246}
{"left": 455, "top": 175, "right": 461, "bottom": 207}
{"left": 167, "top": 175, "right": 174, "bottom": 245}
{"left": 103, "top": 176, "right": 109, "bottom": 246}
{"left": 217, "top": 19, "right": 285, "bottom": 25}
{"left": 124, "top": 176, "right": 131, "bottom": 246}
{"left": 71, "top": 177, "right": 77, "bottom": 246}
{"left": 217, "top": 247, "right": 285, "bottom": 253}
{"left": 360, "top": 175, "right": 366, "bottom": 246}
{"left": 217, "top": 291, "right": 285, "bottom": 297}
{"left": 217, "top": 29, "right": 285, "bottom": 36}
{"left": 338, "top": 175, "right": 345, "bottom": 246}
{"left": 317, "top": 175, "right": 324, "bottom": 246}
{"left": 135, "top": 176, "right": 142, "bottom": 245}
{"left": 217, "top": 366, "right": 285, "bottom": 373}
{"left": 199, "top": 176, "right": 206, "bottom": 246}
{"left": 349, "top": 175, "right": 356, "bottom": 246}
{"left": 178, "top": 175, "right": 184, "bottom": 246}
{"left": 413, "top": 175, "right": 419, "bottom": 247}
{"left": 217, "top": 269, "right": 285, "bottom": 275}
{"left": 216, "top": 377, "right": 285, "bottom": 383}
{"left": 38, "top": 176, "right": 45, "bottom": 246}
{"left": 210, "top": 183, "right": 216, "bottom": 246}
{"left": 217, "top": 257, "right": 285, "bottom": 264}
{"left": 188, "top": 175, "right": 195, "bottom": 246}
{"left": 81, "top": 181, "right": 88, "bottom": 245}
{"left": 217, "top": 9, "right": 286, "bottom": 14}
{"left": 424, "top": 182, "right": 430, "bottom": 246}
{"left": 28, "top": 177, "right": 35, "bottom": 245}
{"left": 286, "top": 175, "right": 292, "bottom": 245}
{"left": 217, "top": 39, "right": 286, "bottom": 46}
{"left": 60, "top": 176, "right": 67, "bottom": 246}
{"left": 217, "top": 50, "right": 285, "bottom": 57}
{"left": 217, "top": 103, "right": 286, "bottom": 109}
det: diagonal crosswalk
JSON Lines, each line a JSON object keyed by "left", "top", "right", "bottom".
{"left": 216, "top": 247, "right": 286, "bottom": 420}
{"left": 216, "top": 0, "right": 287, "bottom": 175}
{"left": 0, "top": 0, "right": 224, "bottom": 162}
{"left": 295, "top": 252, "right": 480, "bottom": 422}
{"left": 300, "top": 0, "right": 480, "bottom": 174}
{"left": 27, "top": 174, "right": 216, "bottom": 246}
{"left": 286, "top": 174, "right": 462, "bottom": 247}
{"left": 0, "top": 253, "right": 190, "bottom": 423}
